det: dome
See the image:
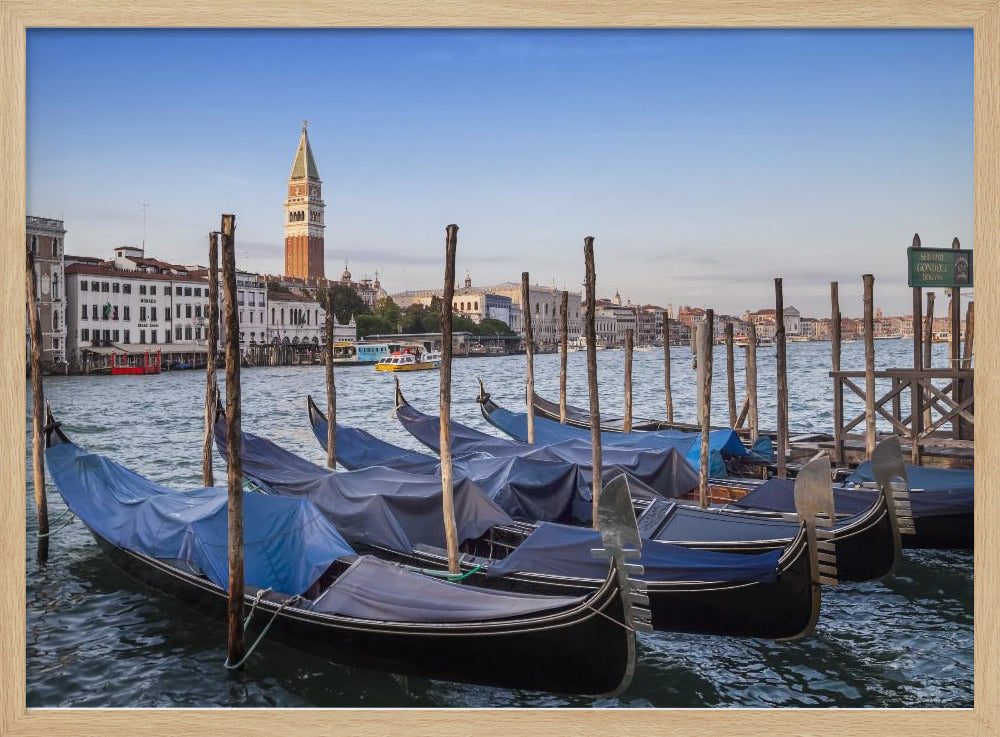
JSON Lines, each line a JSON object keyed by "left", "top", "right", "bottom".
{"left": 341, "top": 261, "right": 352, "bottom": 282}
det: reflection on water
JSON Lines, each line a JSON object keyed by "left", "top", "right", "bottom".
{"left": 26, "top": 340, "right": 971, "bottom": 707}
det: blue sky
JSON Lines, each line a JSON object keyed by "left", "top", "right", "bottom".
{"left": 27, "top": 29, "right": 973, "bottom": 316}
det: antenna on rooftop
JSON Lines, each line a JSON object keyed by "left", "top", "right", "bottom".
{"left": 140, "top": 203, "right": 148, "bottom": 255}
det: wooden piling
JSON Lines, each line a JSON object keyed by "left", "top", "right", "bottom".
{"left": 325, "top": 292, "right": 337, "bottom": 470}
{"left": 923, "top": 291, "right": 935, "bottom": 429}
{"left": 725, "top": 321, "right": 736, "bottom": 428}
{"left": 559, "top": 290, "right": 568, "bottom": 423}
{"left": 584, "top": 237, "right": 602, "bottom": 528}
{"left": 624, "top": 328, "right": 634, "bottom": 433}
{"left": 202, "top": 232, "right": 219, "bottom": 488}
{"left": 521, "top": 272, "right": 535, "bottom": 444}
{"left": 862, "top": 273, "right": 876, "bottom": 456}
{"left": 775, "top": 278, "right": 788, "bottom": 479}
{"left": 220, "top": 214, "right": 245, "bottom": 667}
{"left": 910, "top": 234, "right": 923, "bottom": 464}
{"left": 831, "top": 282, "right": 843, "bottom": 463}
{"left": 440, "top": 225, "right": 461, "bottom": 573}
{"left": 663, "top": 314, "right": 673, "bottom": 424}
{"left": 698, "top": 310, "right": 714, "bottom": 508}
{"left": 963, "top": 301, "right": 974, "bottom": 370}
{"left": 746, "top": 321, "right": 759, "bottom": 445}
{"left": 26, "top": 245, "right": 48, "bottom": 560}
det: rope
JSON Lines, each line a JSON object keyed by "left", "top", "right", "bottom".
{"left": 401, "top": 564, "right": 485, "bottom": 582}
{"left": 224, "top": 590, "right": 301, "bottom": 670}
{"left": 37, "top": 507, "right": 76, "bottom": 538}
{"left": 585, "top": 601, "right": 635, "bottom": 633}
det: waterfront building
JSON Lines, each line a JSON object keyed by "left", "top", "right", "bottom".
{"left": 65, "top": 246, "right": 210, "bottom": 365}
{"left": 26, "top": 216, "right": 67, "bottom": 366}
{"left": 746, "top": 306, "right": 801, "bottom": 338}
{"left": 267, "top": 290, "right": 356, "bottom": 346}
{"left": 264, "top": 265, "right": 385, "bottom": 309}
{"left": 389, "top": 273, "right": 527, "bottom": 333}
{"left": 284, "top": 123, "right": 326, "bottom": 282}
{"left": 484, "top": 282, "right": 582, "bottom": 348}
{"left": 594, "top": 301, "right": 637, "bottom": 348}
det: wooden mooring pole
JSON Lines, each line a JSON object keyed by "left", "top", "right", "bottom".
{"left": 910, "top": 233, "right": 923, "bottom": 464}
{"left": 624, "top": 328, "right": 633, "bottom": 433}
{"left": 775, "top": 278, "right": 788, "bottom": 479}
{"left": 559, "top": 290, "right": 568, "bottom": 423}
{"left": 440, "top": 225, "right": 461, "bottom": 573}
{"left": 923, "top": 291, "right": 935, "bottom": 429}
{"left": 325, "top": 291, "right": 337, "bottom": 469}
{"left": 521, "top": 272, "right": 535, "bottom": 444}
{"left": 202, "top": 232, "right": 219, "bottom": 488}
{"left": 862, "top": 273, "right": 876, "bottom": 457}
{"left": 950, "top": 237, "right": 964, "bottom": 439}
{"left": 961, "top": 300, "right": 974, "bottom": 440}
{"left": 698, "top": 311, "right": 714, "bottom": 508}
{"left": 831, "top": 281, "right": 843, "bottom": 464}
{"left": 26, "top": 245, "right": 49, "bottom": 561}
{"left": 663, "top": 313, "right": 673, "bottom": 424}
{"left": 746, "top": 321, "right": 759, "bottom": 445}
{"left": 725, "top": 321, "right": 736, "bottom": 428}
{"left": 219, "top": 214, "right": 246, "bottom": 668}
{"left": 584, "top": 237, "right": 602, "bottom": 528}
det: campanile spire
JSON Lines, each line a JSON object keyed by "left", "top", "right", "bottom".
{"left": 284, "top": 124, "right": 325, "bottom": 281}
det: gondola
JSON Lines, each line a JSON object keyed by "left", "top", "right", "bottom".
{"left": 218, "top": 411, "right": 834, "bottom": 640}
{"left": 43, "top": 408, "right": 642, "bottom": 697}
{"left": 387, "top": 386, "right": 907, "bottom": 583}
{"left": 729, "top": 456, "right": 973, "bottom": 550}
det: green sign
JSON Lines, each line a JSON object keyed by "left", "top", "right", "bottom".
{"left": 907, "top": 247, "right": 973, "bottom": 288}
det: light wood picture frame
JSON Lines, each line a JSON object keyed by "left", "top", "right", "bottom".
{"left": 2, "top": 2, "right": 996, "bottom": 734}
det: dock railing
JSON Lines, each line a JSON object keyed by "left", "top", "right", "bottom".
{"left": 830, "top": 368, "right": 974, "bottom": 464}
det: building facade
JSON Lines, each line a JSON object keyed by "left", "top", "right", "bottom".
{"left": 65, "top": 246, "right": 210, "bottom": 363}
{"left": 284, "top": 123, "right": 326, "bottom": 282}
{"left": 485, "top": 282, "right": 582, "bottom": 348}
{"left": 26, "top": 216, "right": 67, "bottom": 365}
{"left": 267, "top": 290, "right": 356, "bottom": 346}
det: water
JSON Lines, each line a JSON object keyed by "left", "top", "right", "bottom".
{"left": 25, "top": 339, "right": 972, "bottom": 707}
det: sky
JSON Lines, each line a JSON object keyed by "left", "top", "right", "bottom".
{"left": 26, "top": 29, "right": 973, "bottom": 317}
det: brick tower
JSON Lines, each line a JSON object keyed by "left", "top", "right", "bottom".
{"left": 284, "top": 122, "right": 326, "bottom": 281}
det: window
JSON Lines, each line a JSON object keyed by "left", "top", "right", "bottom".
{"left": 81, "top": 329, "right": 90, "bottom": 341}
{"left": 260, "top": 311, "right": 264, "bottom": 324}
{"left": 238, "top": 290, "right": 245, "bottom": 306}
{"left": 102, "top": 329, "right": 110, "bottom": 342}
{"left": 196, "top": 287, "right": 203, "bottom": 297}
{"left": 53, "top": 312, "right": 59, "bottom": 329}
{"left": 123, "top": 306, "right": 130, "bottom": 321}
{"left": 123, "top": 284, "right": 132, "bottom": 294}
{"left": 150, "top": 286, "right": 157, "bottom": 296}
{"left": 53, "top": 238, "right": 59, "bottom": 257}
{"left": 195, "top": 327, "right": 202, "bottom": 340}
{"left": 112, "top": 330, "right": 120, "bottom": 342}
{"left": 81, "top": 281, "right": 88, "bottom": 292}
{"left": 249, "top": 311, "right": 253, "bottom": 324}
{"left": 185, "top": 305, "right": 192, "bottom": 318}
{"left": 474, "top": 301, "right": 479, "bottom": 311}
{"left": 150, "top": 331, "right": 157, "bottom": 344}
{"left": 53, "top": 338, "right": 60, "bottom": 350}
{"left": 91, "top": 281, "right": 99, "bottom": 291}
{"left": 165, "top": 309, "right": 171, "bottom": 322}
{"left": 176, "top": 304, "right": 181, "bottom": 318}
{"left": 165, "top": 286, "right": 172, "bottom": 296}
{"left": 272, "top": 308, "right": 275, "bottom": 324}
{"left": 139, "top": 330, "right": 146, "bottom": 343}
{"left": 81, "top": 304, "right": 88, "bottom": 320}
{"left": 92, "top": 305, "right": 98, "bottom": 320}
{"left": 112, "top": 306, "right": 119, "bottom": 321}
{"left": 175, "top": 327, "right": 182, "bottom": 340}
{"left": 101, "top": 282, "right": 109, "bottom": 292}
{"left": 150, "top": 307, "right": 157, "bottom": 321}
{"left": 164, "top": 331, "right": 171, "bottom": 344}
{"left": 140, "top": 306, "right": 147, "bottom": 321}
{"left": 184, "top": 287, "right": 192, "bottom": 296}
{"left": 123, "top": 330, "right": 130, "bottom": 344}
{"left": 31, "top": 235, "right": 37, "bottom": 255}
{"left": 185, "top": 326, "right": 192, "bottom": 340}
{"left": 195, "top": 305, "right": 202, "bottom": 318}
{"left": 112, "top": 283, "right": 120, "bottom": 293}
{"left": 140, "top": 284, "right": 147, "bottom": 295}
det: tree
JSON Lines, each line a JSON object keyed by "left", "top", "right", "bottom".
{"left": 453, "top": 314, "right": 478, "bottom": 334}
{"left": 327, "top": 284, "right": 369, "bottom": 324}
{"left": 355, "top": 314, "right": 394, "bottom": 338}
{"left": 373, "top": 296, "right": 402, "bottom": 329}
{"left": 475, "top": 318, "right": 515, "bottom": 336}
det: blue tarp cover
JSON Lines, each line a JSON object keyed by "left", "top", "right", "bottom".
{"left": 217, "top": 418, "right": 514, "bottom": 553}
{"left": 46, "top": 440, "right": 354, "bottom": 596}
{"left": 487, "top": 522, "right": 781, "bottom": 583}
{"left": 394, "top": 402, "right": 701, "bottom": 496}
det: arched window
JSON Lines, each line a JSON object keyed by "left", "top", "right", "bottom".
{"left": 474, "top": 301, "right": 478, "bottom": 311}
{"left": 544, "top": 303, "right": 549, "bottom": 315}
{"left": 535, "top": 302, "right": 539, "bottom": 314}
{"left": 281, "top": 308, "right": 285, "bottom": 324}
{"left": 51, "top": 272, "right": 60, "bottom": 300}
{"left": 53, "top": 238, "right": 60, "bottom": 257}
{"left": 31, "top": 235, "right": 37, "bottom": 255}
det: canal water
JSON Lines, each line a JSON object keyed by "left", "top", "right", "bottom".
{"left": 25, "top": 339, "right": 972, "bottom": 707}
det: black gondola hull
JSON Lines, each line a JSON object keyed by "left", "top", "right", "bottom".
{"left": 90, "top": 532, "right": 635, "bottom": 696}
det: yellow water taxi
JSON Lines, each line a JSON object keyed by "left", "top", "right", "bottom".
{"left": 374, "top": 349, "right": 442, "bottom": 372}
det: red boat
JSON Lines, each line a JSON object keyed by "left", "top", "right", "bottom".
{"left": 111, "top": 349, "right": 161, "bottom": 375}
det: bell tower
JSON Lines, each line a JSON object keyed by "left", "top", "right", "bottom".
{"left": 284, "top": 121, "right": 325, "bottom": 281}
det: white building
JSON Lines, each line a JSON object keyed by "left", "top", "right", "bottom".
{"left": 65, "top": 246, "right": 210, "bottom": 363}
{"left": 266, "top": 290, "right": 356, "bottom": 346}
{"left": 484, "top": 281, "right": 583, "bottom": 348}
{"left": 594, "top": 304, "right": 637, "bottom": 348}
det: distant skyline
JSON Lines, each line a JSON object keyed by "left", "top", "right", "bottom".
{"left": 27, "top": 29, "right": 973, "bottom": 316}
